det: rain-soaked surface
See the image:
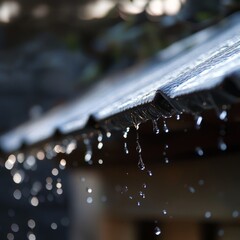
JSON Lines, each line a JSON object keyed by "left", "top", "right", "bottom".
{"left": 1, "top": 13, "right": 240, "bottom": 153}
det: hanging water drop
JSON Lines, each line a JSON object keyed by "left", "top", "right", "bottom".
{"left": 123, "top": 127, "right": 130, "bottom": 154}
{"left": 138, "top": 155, "right": 145, "bottom": 171}
{"left": 154, "top": 226, "right": 161, "bottom": 236}
{"left": 152, "top": 120, "right": 160, "bottom": 134}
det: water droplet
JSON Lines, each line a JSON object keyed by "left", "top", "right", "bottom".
{"left": 28, "top": 219, "right": 36, "bottom": 229}
{"left": 87, "top": 197, "right": 93, "bottom": 204}
{"left": 123, "top": 127, "right": 130, "bottom": 139}
{"left": 5, "top": 155, "right": 16, "bottom": 170}
{"left": 124, "top": 142, "right": 129, "bottom": 155}
{"left": 84, "top": 138, "right": 92, "bottom": 162}
{"left": 59, "top": 159, "right": 66, "bottom": 169}
{"left": 87, "top": 188, "right": 93, "bottom": 193}
{"left": 13, "top": 171, "right": 24, "bottom": 184}
{"left": 97, "top": 132, "right": 103, "bottom": 149}
{"left": 11, "top": 223, "right": 19, "bottom": 233}
{"left": 162, "top": 209, "right": 167, "bottom": 215}
{"left": 188, "top": 186, "right": 196, "bottom": 193}
{"left": 137, "top": 201, "right": 141, "bottom": 206}
{"left": 51, "top": 223, "right": 57, "bottom": 230}
{"left": 7, "top": 233, "right": 14, "bottom": 240}
{"left": 28, "top": 232, "right": 36, "bottom": 240}
{"left": 205, "top": 211, "right": 211, "bottom": 219}
{"left": 30, "top": 197, "right": 39, "bottom": 207}
{"left": 36, "top": 150, "right": 45, "bottom": 160}
{"left": 13, "top": 189, "right": 22, "bottom": 200}
{"left": 154, "top": 226, "right": 161, "bottom": 236}
{"left": 66, "top": 140, "right": 77, "bottom": 154}
{"left": 139, "top": 191, "right": 145, "bottom": 199}
{"left": 138, "top": 155, "right": 145, "bottom": 171}
{"left": 164, "top": 157, "right": 169, "bottom": 164}
{"left": 232, "top": 210, "right": 239, "bottom": 218}
{"left": 163, "top": 120, "right": 169, "bottom": 133}
{"left": 23, "top": 156, "right": 36, "bottom": 170}
{"left": 152, "top": 120, "right": 160, "bottom": 134}
{"left": 142, "top": 183, "right": 147, "bottom": 189}
{"left": 52, "top": 168, "right": 59, "bottom": 176}
{"left": 195, "top": 147, "right": 204, "bottom": 156}
{"left": 106, "top": 131, "right": 111, "bottom": 138}
{"left": 98, "top": 159, "right": 103, "bottom": 164}
{"left": 147, "top": 170, "right": 153, "bottom": 176}
{"left": 218, "top": 138, "right": 227, "bottom": 151}
{"left": 195, "top": 115, "right": 203, "bottom": 129}
{"left": 219, "top": 110, "right": 227, "bottom": 121}
{"left": 176, "top": 114, "right": 181, "bottom": 120}
{"left": 136, "top": 131, "right": 145, "bottom": 171}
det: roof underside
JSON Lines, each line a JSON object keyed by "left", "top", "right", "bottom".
{"left": 1, "top": 13, "right": 240, "bottom": 153}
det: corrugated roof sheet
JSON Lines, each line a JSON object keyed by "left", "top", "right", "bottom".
{"left": 1, "top": 13, "right": 240, "bottom": 153}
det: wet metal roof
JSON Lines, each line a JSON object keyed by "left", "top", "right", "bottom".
{"left": 1, "top": 13, "right": 240, "bottom": 153}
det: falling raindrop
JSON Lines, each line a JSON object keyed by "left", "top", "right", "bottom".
{"left": 59, "top": 159, "right": 66, "bottom": 169}
{"left": 30, "top": 197, "right": 39, "bottom": 207}
{"left": 106, "top": 131, "right": 111, "bottom": 138}
{"left": 28, "top": 232, "right": 36, "bottom": 240}
{"left": 13, "top": 170, "right": 24, "bottom": 184}
{"left": 154, "top": 226, "right": 161, "bottom": 236}
{"left": 139, "top": 191, "right": 145, "bottom": 199}
{"left": 13, "top": 189, "right": 22, "bottom": 200}
{"left": 232, "top": 210, "right": 239, "bottom": 218}
{"left": 137, "top": 201, "right": 141, "bottom": 206}
{"left": 218, "top": 138, "right": 227, "bottom": 151}
{"left": 11, "top": 223, "right": 19, "bottom": 233}
{"left": 87, "top": 188, "right": 93, "bottom": 193}
{"left": 87, "top": 197, "right": 93, "bottom": 204}
{"left": 162, "top": 209, "right": 167, "bottom": 215}
{"left": 195, "top": 115, "right": 203, "bottom": 129}
{"left": 176, "top": 114, "right": 181, "bottom": 120}
{"left": 36, "top": 150, "right": 45, "bottom": 160}
{"left": 219, "top": 110, "right": 227, "bottom": 121}
{"left": 28, "top": 219, "right": 36, "bottom": 229}
{"left": 195, "top": 147, "right": 204, "bottom": 156}
{"left": 66, "top": 139, "right": 77, "bottom": 154}
{"left": 51, "top": 223, "right": 57, "bottom": 230}
{"left": 163, "top": 120, "right": 169, "bottom": 133}
{"left": 52, "top": 168, "right": 59, "bottom": 176}
{"left": 98, "top": 159, "right": 103, "bottom": 165}
{"left": 205, "top": 211, "right": 212, "bottom": 219}
{"left": 147, "top": 170, "right": 153, "bottom": 176}
{"left": 84, "top": 138, "right": 92, "bottom": 163}
{"left": 97, "top": 132, "right": 103, "bottom": 150}
{"left": 142, "top": 183, "right": 147, "bottom": 189}
{"left": 188, "top": 186, "right": 196, "bottom": 193}
{"left": 152, "top": 120, "right": 160, "bottom": 134}
{"left": 7, "top": 233, "right": 14, "bottom": 240}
